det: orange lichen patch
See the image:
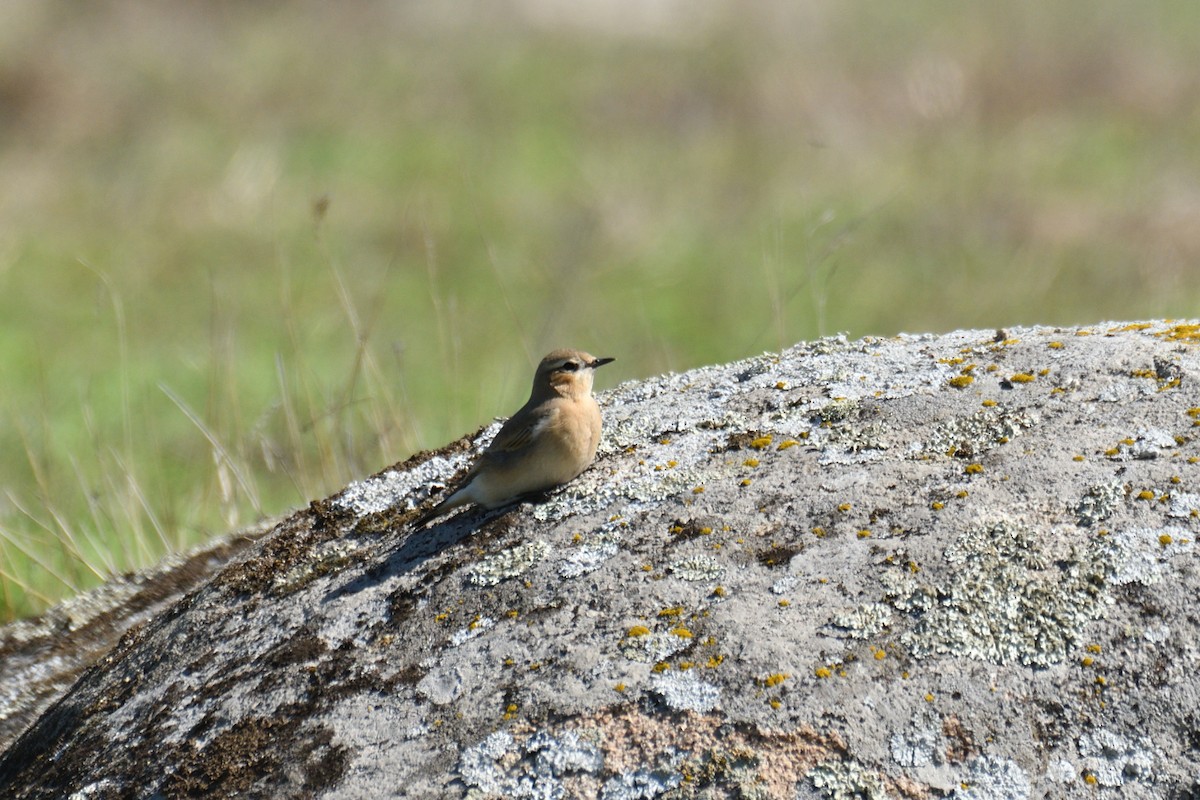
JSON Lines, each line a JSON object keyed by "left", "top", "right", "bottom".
{"left": 562, "top": 709, "right": 849, "bottom": 800}
{"left": 942, "top": 716, "right": 978, "bottom": 762}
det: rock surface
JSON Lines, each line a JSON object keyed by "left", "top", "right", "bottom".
{"left": 2, "top": 321, "right": 1200, "bottom": 799}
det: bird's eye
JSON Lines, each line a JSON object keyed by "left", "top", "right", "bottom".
{"left": 561, "top": 361, "right": 579, "bottom": 372}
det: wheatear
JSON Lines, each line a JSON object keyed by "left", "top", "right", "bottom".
{"left": 413, "top": 349, "right": 615, "bottom": 526}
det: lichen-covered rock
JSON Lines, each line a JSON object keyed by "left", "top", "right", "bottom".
{"left": 2, "top": 321, "right": 1200, "bottom": 799}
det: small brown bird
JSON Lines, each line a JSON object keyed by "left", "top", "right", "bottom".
{"left": 413, "top": 349, "right": 615, "bottom": 526}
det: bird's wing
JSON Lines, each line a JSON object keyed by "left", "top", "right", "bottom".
{"left": 483, "top": 403, "right": 554, "bottom": 460}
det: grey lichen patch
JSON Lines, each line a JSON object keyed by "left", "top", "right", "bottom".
{"left": 952, "top": 755, "right": 1031, "bottom": 799}
{"left": 1075, "top": 482, "right": 1125, "bottom": 526}
{"left": 1107, "top": 526, "right": 1194, "bottom": 586}
{"left": 668, "top": 555, "right": 725, "bottom": 583}
{"left": 467, "top": 540, "right": 550, "bottom": 587}
{"left": 1167, "top": 491, "right": 1200, "bottom": 520}
{"left": 889, "top": 722, "right": 940, "bottom": 768}
{"left": 887, "top": 520, "right": 1115, "bottom": 666}
{"left": 922, "top": 407, "right": 1037, "bottom": 460}
{"left": 335, "top": 448, "right": 474, "bottom": 516}
{"left": 1078, "top": 729, "right": 1158, "bottom": 787}
{"left": 808, "top": 758, "right": 888, "bottom": 800}
{"left": 271, "top": 539, "right": 363, "bottom": 594}
{"left": 602, "top": 766, "right": 684, "bottom": 800}
{"left": 649, "top": 672, "right": 721, "bottom": 713}
{"left": 560, "top": 529, "right": 623, "bottom": 579}
{"left": 620, "top": 631, "right": 691, "bottom": 664}
{"left": 458, "top": 729, "right": 605, "bottom": 799}
{"left": 828, "top": 603, "right": 893, "bottom": 640}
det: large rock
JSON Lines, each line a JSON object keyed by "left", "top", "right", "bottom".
{"left": 2, "top": 321, "right": 1199, "bottom": 799}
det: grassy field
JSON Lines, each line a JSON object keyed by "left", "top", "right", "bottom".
{"left": 1, "top": 0, "right": 1197, "bottom": 619}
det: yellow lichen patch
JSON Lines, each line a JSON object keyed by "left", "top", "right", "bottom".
{"left": 743, "top": 457, "right": 760, "bottom": 467}
{"left": 760, "top": 673, "right": 790, "bottom": 688}
{"left": 1159, "top": 533, "right": 1174, "bottom": 547}
{"left": 1081, "top": 656, "right": 1094, "bottom": 667}
{"left": 856, "top": 529, "right": 871, "bottom": 539}
{"left": 778, "top": 599, "right": 791, "bottom": 608}
{"left": 948, "top": 375, "right": 975, "bottom": 389}
{"left": 670, "top": 627, "right": 694, "bottom": 639}
{"left": 713, "top": 586, "right": 727, "bottom": 598}
{"left": 777, "top": 439, "right": 799, "bottom": 450}
{"left": 956, "top": 490, "right": 969, "bottom": 498}
{"left": 706, "top": 654, "right": 725, "bottom": 668}
{"left": 1113, "top": 322, "right": 1152, "bottom": 332}
{"left": 769, "top": 698, "right": 782, "bottom": 709}
{"left": 1086, "top": 643, "right": 1102, "bottom": 654}
{"left": 939, "top": 356, "right": 965, "bottom": 365}
{"left": 981, "top": 399, "right": 997, "bottom": 407}
{"left": 1154, "top": 323, "right": 1200, "bottom": 343}
{"left": 1048, "top": 341, "right": 1064, "bottom": 349}
{"left": 614, "top": 683, "right": 626, "bottom": 692}
{"left": 814, "top": 666, "right": 832, "bottom": 679}
{"left": 750, "top": 435, "right": 773, "bottom": 450}
{"left": 931, "top": 501, "right": 945, "bottom": 510}
{"left": 692, "top": 486, "right": 705, "bottom": 494}
{"left": 658, "top": 606, "right": 684, "bottom": 618}
{"left": 739, "top": 478, "right": 752, "bottom": 487}
{"left": 924, "top": 693, "right": 935, "bottom": 703}
{"left": 1038, "top": 368, "right": 1051, "bottom": 377}
{"left": 1136, "top": 490, "right": 1155, "bottom": 501}
{"left": 775, "top": 381, "right": 788, "bottom": 390}
{"left": 652, "top": 662, "right": 670, "bottom": 673}
{"left": 873, "top": 648, "right": 886, "bottom": 661}
{"left": 1073, "top": 455, "right": 1085, "bottom": 462}
{"left": 627, "top": 625, "right": 651, "bottom": 637}
{"left": 1009, "top": 373, "right": 1036, "bottom": 383}
{"left": 965, "top": 463, "right": 984, "bottom": 475}
{"left": 837, "top": 503, "right": 852, "bottom": 512}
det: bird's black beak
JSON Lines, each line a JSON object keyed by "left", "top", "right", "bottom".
{"left": 591, "top": 357, "right": 616, "bottom": 368}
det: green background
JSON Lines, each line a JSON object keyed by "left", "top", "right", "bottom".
{"left": 1, "top": 0, "right": 1197, "bottom": 619}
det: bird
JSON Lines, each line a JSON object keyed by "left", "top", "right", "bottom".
{"left": 412, "top": 349, "right": 615, "bottom": 527}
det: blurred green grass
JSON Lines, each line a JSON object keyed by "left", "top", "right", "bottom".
{"left": 1, "top": 0, "right": 1197, "bottom": 619}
